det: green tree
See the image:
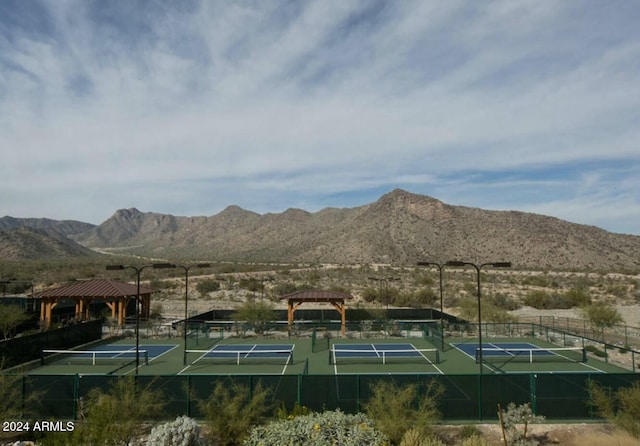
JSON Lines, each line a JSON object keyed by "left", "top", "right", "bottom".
{"left": 589, "top": 381, "right": 640, "bottom": 438}
{"left": 0, "top": 372, "right": 41, "bottom": 442}
{"left": 458, "top": 296, "right": 478, "bottom": 322}
{"left": 0, "top": 305, "right": 30, "bottom": 339}
{"left": 364, "top": 380, "right": 443, "bottom": 444}
{"left": 232, "top": 300, "right": 276, "bottom": 335}
{"left": 199, "top": 380, "right": 273, "bottom": 446}
{"left": 582, "top": 302, "right": 623, "bottom": 339}
{"left": 47, "top": 375, "right": 165, "bottom": 446}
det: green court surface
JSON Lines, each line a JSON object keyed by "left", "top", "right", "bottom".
{"left": 30, "top": 334, "right": 630, "bottom": 376}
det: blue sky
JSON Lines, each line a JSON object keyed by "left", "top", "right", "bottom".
{"left": 1, "top": 1, "right": 639, "bottom": 235}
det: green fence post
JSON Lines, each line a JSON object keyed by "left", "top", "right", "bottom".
{"left": 356, "top": 375, "right": 360, "bottom": 413}
{"left": 297, "top": 374, "right": 302, "bottom": 406}
{"left": 21, "top": 374, "right": 26, "bottom": 418}
{"left": 530, "top": 373, "right": 537, "bottom": 415}
{"left": 587, "top": 375, "right": 593, "bottom": 419}
{"left": 478, "top": 374, "right": 483, "bottom": 421}
{"left": 73, "top": 374, "right": 79, "bottom": 420}
{"left": 187, "top": 375, "right": 191, "bottom": 417}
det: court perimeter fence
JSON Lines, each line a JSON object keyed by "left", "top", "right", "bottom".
{"left": 7, "top": 372, "right": 640, "bottom": 421}
{"left": 182, "top": 319, "right": 640, "bottom": 372}
{"left": 445, "top": 321, "right": 640, "bottom": 372}
{"left": 0, "top": 320, "right": 102, "bottom": 369}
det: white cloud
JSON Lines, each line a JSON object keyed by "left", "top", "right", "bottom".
{"left": 0, "top": 0, "right": 639, "bottom": 235}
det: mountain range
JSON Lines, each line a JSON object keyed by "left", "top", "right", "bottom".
{"left": 2, "top": 189, "right": 639, "bottom": 271}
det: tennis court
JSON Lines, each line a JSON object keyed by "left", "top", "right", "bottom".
{"left": 330, "top": 342, "right": 443, "bottom": 375}
{"left": 18, "top": 319, "right": 640, "bottom": 422}
{"left": 36, "top": 343, "right": 179, "bottom": 375}
{"left": 452, "top": 341, "right": 609, "bottom": 373}
{"left": 181, "top": 343, "right": 296, "bottom": 375}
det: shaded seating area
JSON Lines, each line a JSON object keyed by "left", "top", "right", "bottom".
{"left": 280, "top": 290, "right": 353, "bottom": 335}
{"left": 33, "top": 279, "right": 154, "bottom": 329}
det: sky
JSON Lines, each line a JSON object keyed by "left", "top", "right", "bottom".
{"left": 1, "top": 1, "right": 639, "bottom": 235}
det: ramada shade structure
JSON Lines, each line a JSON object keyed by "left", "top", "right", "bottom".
{"left": 33, "top": 279, "right": 155, "bottom": 329}
{"left": 279, "top": 290, "right": 353, "bottom": 335}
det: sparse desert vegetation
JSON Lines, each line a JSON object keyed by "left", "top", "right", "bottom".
{"left": 2, "top": 257, "right": 640, "bottom": 445}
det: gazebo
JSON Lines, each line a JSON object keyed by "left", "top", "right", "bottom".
{"left": 33, "top": 279, "right": 154, "bottom": 329}
{"left": 280, "top": 290, "right": 353, "bottom": 335}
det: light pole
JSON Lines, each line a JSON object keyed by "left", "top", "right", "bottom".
{"left": 175, "top": 263, "right": 211, "bottom": 365}
{"left": 416, "top": 262, "right": 445, "bottom": 351}
{"left": 106, "top": 263, "right": 174, "bottom": 374}
{"left": 445, "top": 260, "right": 511, "bottom": 420}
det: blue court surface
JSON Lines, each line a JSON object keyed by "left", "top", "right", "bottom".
{"left": 200, "top": 344, "right": 295, "bottom": 359}
{"left": 332, "top": 343, "right": 435, "bottom": 360}
{"left": 333, "top": 343, "right": 426, "bottom": 359}
{"left": 454, "top": 342, "right": 567, "bottom": 359}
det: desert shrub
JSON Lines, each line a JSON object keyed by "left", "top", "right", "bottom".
{"left": 231, "top": 300, "right": 276, "bottom": 334}
{"left": 413, "top": 289, "right": 438, "bottom": 307}
{"left": 487, "top": 292, "right": 520, "bottom": 311}
{"left": 457, "top": 296, "right": 478, "bottom": 321}
{"left": 563, "top": 429, "right": 640, "bottom": 446}
{"left": 0, "top": 305, "right": 31, "bottom": 339}
{"left": 457, "top": 435, "right": 492, "bottom": 446}
{"left": 196, "top": 279, "right": 220, "bottom": 295}
{"left": 199, "top": 379, "right": 273, "bottom": 446}
{"left": 364, "top": 379, "right": 443, "bottom": 444}
{"left": 482, "top": 302, "right": 517, "bottom": 323}
{"left": 399, "top": 427, "right": 444, "bottom": 445}
{"left": 523, "top": 291, "right": 573, "bottom": 309}
{"left": 565, "top": 287, "right": 591, "bottom": 307}
{"left": 582, "top": 302, "right": 623, "bottom": 333}
{"left": 46, "top": 375, "right": 165, "bottom": 446}
{"left": 243, "top": 409, "right": 388, "bottom": 446}
{"left": 272, "top": 282, "right": 297, "bottom": 295}
{"left": 584, "top": 345, "right": 606, "bottom": 358}
{"left": 589, "top": 381, "right": 640, "bottom": 438}
{"left": 275, "top": 401, "right": 310, "bottom": 419}
{"left": 458, "top": 424, "right": 483, "bottom": 439}
{"left": 523, "top": 291, "right": 550, "bottom": 309}
{"left": 147, "top": 416, "right": 203, "bottom": 446}
{"left": 498, "top": 402, "right": 545, "bottom": 446}
{"left": 0, "top": 372, "right": 41, "bottom": 442}
{"left": 520, "top": 276, "right": 549, "bottom": 287}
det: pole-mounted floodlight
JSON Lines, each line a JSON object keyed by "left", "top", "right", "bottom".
{"left": 175, "top": 263, "right": 211, "bottom": 365}
{"left": 106, "top": 263, "right": 176, "bottom": 374}
{"left": 445, "top": 260, "right": 511, "bottom": 420}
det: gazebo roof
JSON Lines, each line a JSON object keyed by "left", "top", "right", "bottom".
{"left": 279, "top": 290, "right": 353, "bottom": 302}
{"left": 33, "top": 279, "right": 154, "bottom": 298}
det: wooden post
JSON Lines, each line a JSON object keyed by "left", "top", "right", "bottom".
{"left": 497, "top": 403, "right": 508, "bottom": 446}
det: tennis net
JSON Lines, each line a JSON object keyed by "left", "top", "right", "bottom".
{"left": 41, "top": 349, "right": 149, "bottom": 366}
{"left": 475, "top": 346, "right": 587, "bottom": 363}
{"left": 186, "top": 348, "right": 294, "bottom": 366}
{"left": 330, "top": 346, "right": 440, "bottom": 365}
